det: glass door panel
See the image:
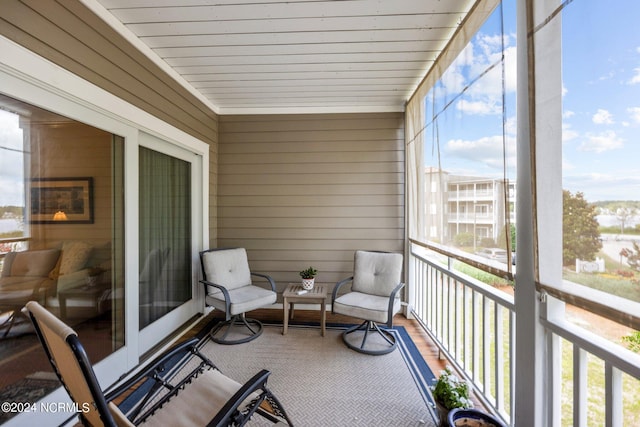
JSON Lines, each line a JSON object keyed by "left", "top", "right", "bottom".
{"left": 138, "top": 146, "right": 192, "bottom": 330}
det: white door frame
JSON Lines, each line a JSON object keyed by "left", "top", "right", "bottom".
{"left": 0, "top": 36, "right": 209, "bottom": 426}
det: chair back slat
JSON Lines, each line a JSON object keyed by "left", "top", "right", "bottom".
{"left": 24, "top": 301, "right": 115, "bottom": 427}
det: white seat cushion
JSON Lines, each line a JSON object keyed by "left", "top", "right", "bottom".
{"left": 333, "top": 291, "right": 401, "bottom": 324}
{"left": 206, "top": 285, "right": 276, "bottom": 315}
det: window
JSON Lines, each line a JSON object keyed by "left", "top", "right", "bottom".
{"left": 0, "top": 93, "right": 125, "bottom": 397}
{"left": 0, "top": 107, "right": 27, "bottom": 252}
{"left": 560, "top": 1, "right": 640, "bottom": 305}
{"left": 407, "top": 1, "right": 517, "bottom": 271}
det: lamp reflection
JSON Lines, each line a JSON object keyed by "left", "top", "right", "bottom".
{"left": 52, "top": 211, "right": 68, "bottom": 221}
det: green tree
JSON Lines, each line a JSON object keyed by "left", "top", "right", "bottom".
{"left": 497, "top": 223, "right": 516, "bottom": 251}
{"left": 453, "top": 232, "right": 474, "bottom": 247}
{"left": 563, "top": 190, "right": 602, "bottom": 266}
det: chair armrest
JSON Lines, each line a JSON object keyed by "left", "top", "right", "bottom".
{"left": 105, "top": 338, "right": 202, "bottom": 401}
{"left": 331, "top": 276, "right": 353, "bottom": 313}
{"left": 199, "top": 279, "right": 232, "bottom": 315}
{"left": 250, "top": 272, "right": 276, "bottom": 292}
{"left": 209, "top": 369, "right": 272, "bottom": 426}
{"left": 385, "top": 282, "right": 405, "bottom": 328}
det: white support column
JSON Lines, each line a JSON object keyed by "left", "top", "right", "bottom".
{"left": 514, "top": 0, "right": 546, "bottom": 425}
{"left": 515, "top": 0, "right": 564, "bottom": 425}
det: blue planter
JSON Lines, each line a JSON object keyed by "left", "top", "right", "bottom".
{"left": 447, "top": 408, "right": 506, "bottom": 427}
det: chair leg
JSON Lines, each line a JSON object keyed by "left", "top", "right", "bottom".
{"left": 342, "top": 320, "right": 398, "bottom": 355}
{"left": 0, "top": 309, "right": 30, "bottom": 339}
{"left": 209, "top": 314, "right": 264, "bottom": 345}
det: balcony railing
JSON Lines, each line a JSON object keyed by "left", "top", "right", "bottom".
{"left": 408, "top": 240, "right": 640, "bottom": 426}
{"left": 447, "top": 213, "right": 494, "bottom": 223}
{"left": 0, "top": 237, "right": 29, "bottom": 256}
{"left": 409, "top": 241, "right": 515, "bottom": 424}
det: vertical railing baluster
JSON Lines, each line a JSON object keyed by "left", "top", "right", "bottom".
{"left": 482, "top": 295, "right": 490, "bottom": 397}
{"left": 573, "top": 346, "right": 587, "bottom": 427}
{"left": 454, "top": 278, "right": 459, "bottom": 362}
{"left": 462, "top": 284, "right": 468, "bottom": 373}
{"left": 473, "top": 290, "right": 480, "bottom": 385}
{"left": 446, "top": 272, "right": 452, "bottom": 352}
{"left": 495, "top": 303, "right": 504, "bottom": 413}
{"left": 510, "top": 309, "right": 516, "bottom": 425}
{"left": 605, "top": 362, "right": 622, "bottom": 427}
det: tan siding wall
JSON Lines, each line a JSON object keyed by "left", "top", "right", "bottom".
{"left": 1, "top": 0, "right": 220, "bottom": 252}
{"left": 218, "top": 113, "right": 405, "bottom": 290}
{"left": 208, "top": 140, "right": 218, "bottom": 247}
{"left": 0, "top": 0, "right": 218, "bottom": 147}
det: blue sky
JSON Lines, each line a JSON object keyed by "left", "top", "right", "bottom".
{"left": 424, "top": 0, "right": 640, "bottom": 203}
{"left": 1, "top": 1, "right": 638, "bottom": 208}
{"left": 0, "top": 109, "right": 23, "bottom": 207}
{"left": 423, "top": 1, "right": 517, "bottom": 182}
{"left": 561, "top": 0, "right": 640, "bottom": 202}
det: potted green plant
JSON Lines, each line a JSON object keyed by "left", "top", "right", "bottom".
{"left": 431, "top": 366, "right": 473, "bottom": 426}
{"left": 299, "top": 266, "right": 317, "bottom": 290}
{"left": 447, "top": 408, "right": 506, "bottom": 427}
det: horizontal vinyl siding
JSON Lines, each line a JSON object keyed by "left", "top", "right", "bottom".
{"left": 0, "top": 0, "right": 218, "bottom": 147}
{"left": 218, "top": 113, "right": 405, "bottom": 290}
{"left": 1, "top": 0, "right": 220, "bottom": 254}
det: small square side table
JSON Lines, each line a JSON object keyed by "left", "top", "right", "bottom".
{"left": 282, "top": 283, "right": 328, "bottom": 336}
{"left": 58, "top": 282, "right": 110, "bottom": 321}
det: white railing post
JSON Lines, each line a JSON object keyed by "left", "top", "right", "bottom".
{"left": 605, "top": 363, "right": 623, "bottom": 427}
{"left": 573, "top": 347, "right": 587, "bottom": 427}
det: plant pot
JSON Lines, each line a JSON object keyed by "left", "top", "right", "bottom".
{"left": 447, "top": 408, "right": 506, "bottom": 427}
{"left": 434, "top": 400, "right": 450, "bottom": 427}
{"left": 301, "top": 278, "right": 315, "bottom": 290}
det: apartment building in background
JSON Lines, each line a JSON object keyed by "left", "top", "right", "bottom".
{"left": 425, "top": 168, "right": 515, "bottom": 247}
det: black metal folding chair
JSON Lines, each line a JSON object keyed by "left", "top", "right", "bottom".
{"left": 23, "top": 301, "right": 293, "bottom": 426}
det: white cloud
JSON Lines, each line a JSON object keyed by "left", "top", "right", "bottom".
{"left": 456, "top": 99, "right": 500, "bottom": 115}
{"left": 563, "top": 110, "right": 575, "bottom": 119}
{"left": 598, "top": 71, "right": 615, "bottom": 82}
{"left": 562, "top": 159, "right": 575, "bottom": 170}
{"left": 446, "top": 134, "right": 516, "bottom": 170}
{"left": 627, "top": 107, "right": 640, "bottom": 123}
{"left": 437, "top": 32, "right": 517, "bottom": 117}
{"left": 564, "top": 172, "right": 640, "bottom": 202}
{"left": 629, "top": 67, "right": 640, "bottom": 85}
{"left": 578, "top": 130, "right": 624, "bottom": 153}
{"left": 592, "top": 109, "right": 614, "bottom": 125}
{"left": 562, "top": 123, "right": 579, "bottom": 142}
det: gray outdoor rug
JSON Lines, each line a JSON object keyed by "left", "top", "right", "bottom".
{"left": 200, "top": 324, "right": 438, "bottom": 426}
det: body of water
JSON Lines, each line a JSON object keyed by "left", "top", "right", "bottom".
{"left": 0, "top": 218, "right": 22, "bottom": 233}
{"left": 596, "top": 214, "right": 640, "bottom": 228}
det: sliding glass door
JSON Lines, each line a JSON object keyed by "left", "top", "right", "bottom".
{"left": 139, "top": 146, "right": 192, "bottom": 329}
{"left": 137, "top": 132, "right": 203, "bottom": 354}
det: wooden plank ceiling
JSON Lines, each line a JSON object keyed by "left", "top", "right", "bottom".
{"left": 96, "top": 0, "right": 476, "bottom": 114}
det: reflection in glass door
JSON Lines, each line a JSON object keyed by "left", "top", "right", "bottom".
{"left": 138, "top": 147, "right": 192, "bottom": 329}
